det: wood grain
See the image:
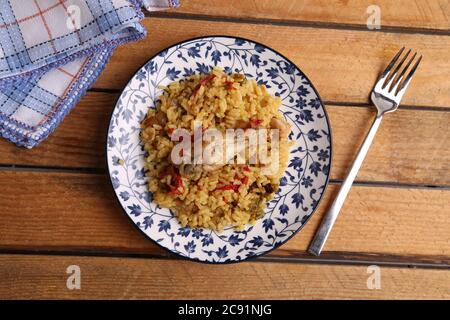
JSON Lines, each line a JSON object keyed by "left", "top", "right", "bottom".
{"left": 174, "top": 0, "right": 450, "bottom": 31}
{"left": 0, "top": 254, "right": 448, "bottom": 299}
{"left": 0, "top": 171, "right": 448, "bottom": 259}
{"left": 93, "top": 17, "right": 450, "bottom": 108}
{"left": 1, "top": 92, "right": 449, "bottom": 186}
{"left": 0, "top": 2, "right": 448, "bottom": 301}
{"left": 327, "top": 105, "right": 450, "bottom": 186}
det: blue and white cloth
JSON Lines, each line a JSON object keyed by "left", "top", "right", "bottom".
{"left": 0, "top": 0, "right": 179, "bottom": 148}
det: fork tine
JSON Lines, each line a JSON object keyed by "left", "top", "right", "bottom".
{"left": 390, "top": 52, "right": 417, "bottom": 93}
{"left": 395, "top": 55, "right": 422, "bottom": 96}
{"left": 384, "top": 49, "right": 411, "bottom": 90}
{"left": 379, "top": 47, "right": 405, "bottom": 81}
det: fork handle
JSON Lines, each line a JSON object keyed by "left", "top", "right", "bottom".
{"left": 308, "top": 114, "right": 383, "bottom": 256}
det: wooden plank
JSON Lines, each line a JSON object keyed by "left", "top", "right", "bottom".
{"left": 0, "top": 254, "right": 448, "bottom": 299}
{"left": 173, "top": 0, "right": 450, "bottom": 31}
{"left": 1, "top": 92, "right": 449, "bottom": 186}
{"left": 0, "top": 171, "right": 448, "bottom": 259}
{"left": 328, "top": 105, "right": 450, "bottom": 186}
{"left": 94, "top": 17, "right": 450, "bottom": 108}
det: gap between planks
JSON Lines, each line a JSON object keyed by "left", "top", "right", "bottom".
{"left": 0, "top": 165, "right": 449, "bottom": 190}
{"left": 146, "top": 11, "right": 450, "bottom": 37}
{"left": 0, "top": 248, "right": 447, "bottom": 270}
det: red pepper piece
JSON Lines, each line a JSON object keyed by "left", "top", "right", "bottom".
{"left": 234, "top": 173, "right": 249, "bottom": 185}
{"left": 249, "top": 118, "right": 263, "bottom": 127}
{"left": 168, "top": 186, "right": 182, "bottom": 195}
{"left": 192, "top": 74, "right": 216, "bottom": 96}
{"left": 224, "top": 80, "right": 235, "bottom": 90}
{"left": 216, "top": 184, "right": 240, "bottom": 192}
{"left": 168, "top": 172, "right": 184, "bottom": 196}
{"left": 173, "top": 174, "right": 183, "bottom": 188}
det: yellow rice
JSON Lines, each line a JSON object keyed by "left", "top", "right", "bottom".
{"left": 140, "top": 68, "right": 291, "bottom": 230}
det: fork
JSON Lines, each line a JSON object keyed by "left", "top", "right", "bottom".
{"left": 308, "top": 47, "right": 422, "bottom": 256}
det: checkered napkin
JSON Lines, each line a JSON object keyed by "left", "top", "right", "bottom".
{"left": 0, "top": 0, "right": 179, "bottom": 148}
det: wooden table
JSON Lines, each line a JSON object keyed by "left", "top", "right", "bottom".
{"left": 0, "top": 0, "right": 449, "bottom": 299}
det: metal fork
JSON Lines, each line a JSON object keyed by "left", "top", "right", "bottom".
{"left": 308, "top": 47, "right": 422, "bottom": 256}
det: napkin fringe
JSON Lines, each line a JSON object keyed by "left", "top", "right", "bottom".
{"left": 0, "top": 48, "right": 110, "bottom": 148}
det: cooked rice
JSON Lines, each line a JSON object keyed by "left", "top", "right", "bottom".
{"left": 140, "top": 68, "right": 292, "bottom": 231}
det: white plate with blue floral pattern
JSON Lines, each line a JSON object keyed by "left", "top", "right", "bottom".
{"left": 106, "top": 36, "right": 332, "bottom": 263}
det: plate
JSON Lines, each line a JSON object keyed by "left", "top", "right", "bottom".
{"left": 106, "top": 36, "right": 332, "bottom": 263}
